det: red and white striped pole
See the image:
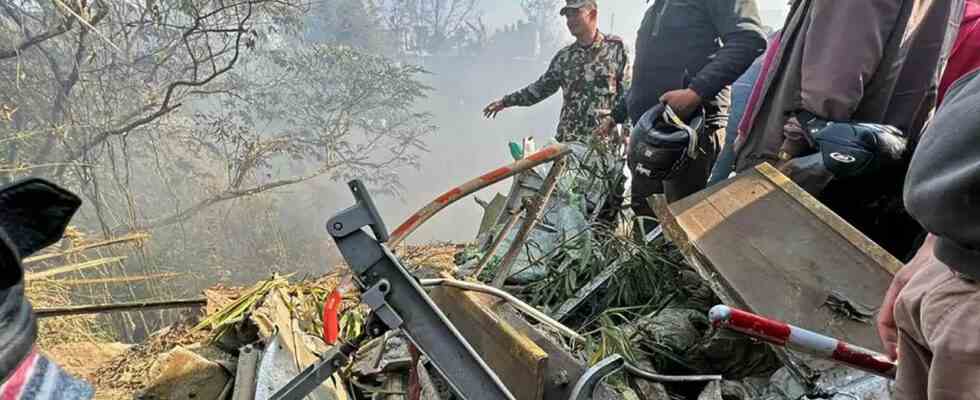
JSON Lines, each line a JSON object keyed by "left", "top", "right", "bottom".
{"left": 388, "top": 143, "right": 571, "bottom": 247}
{"left": 709, "top": 305, "right": 896, "bottom": 379}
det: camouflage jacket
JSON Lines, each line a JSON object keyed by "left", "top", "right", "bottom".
{"left": 502, "top": 32, "right": 631, "bottom": 142}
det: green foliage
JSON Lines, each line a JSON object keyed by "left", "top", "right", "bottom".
{"left": 197, "top": 44, "right": 435, "bottom": 193}
{"left": 522, "top": 229, "right": 684, "bottom": 323}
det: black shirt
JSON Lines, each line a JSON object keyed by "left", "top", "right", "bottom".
{"left": 616, "top": 0, "right": 766, "bottom": 126}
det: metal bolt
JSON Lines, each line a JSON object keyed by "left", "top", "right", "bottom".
{"left": 332, "top": 222, "right": 344, "bottom": 231}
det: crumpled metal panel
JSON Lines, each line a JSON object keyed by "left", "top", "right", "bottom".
{"left": 763, "top": 365, "right": 892, "bottom": 400}
{"left": 255, "top": 333, "right": 335, "bottom": 400}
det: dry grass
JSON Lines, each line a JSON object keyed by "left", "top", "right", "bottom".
{"left": 94, "top": 323, "right": 208, "bottom": 394}
{"left": 28, "top": 228, "right": 152, "bottom": 348}
{"left": 28, "top": 279, "right": 112, "bottom": 348}
{"left": 395, "top": 242, "right": 464, "bottom": 274}
{"left": 194, "top": 273, "right": 363, "bottom": 343}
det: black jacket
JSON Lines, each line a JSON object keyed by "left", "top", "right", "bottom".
{"left": 0, "top": 179, "right": 81, "bottom": 380}
{"left": 614, "top": 0, "right": 767, "bottom": 125}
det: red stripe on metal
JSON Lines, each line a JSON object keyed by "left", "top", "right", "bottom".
{"left": 391, "top": 214, "right": 421, "bottom": 240}
{"left": 725, "top": 307, "right": 792, "bottom": 346}
{"left": 434, "top": 188, "right": 463, "bottom": 205}
{"left": 832, "top": 341, "right": 897, "bottom": 377}
{"left": 527, "top": 147, "right": 559, "bottom": 162}
{"left": 1, "top": 349, "right": 37, "bottom": 400}
{"left": 480, "top": 167, "right": 513, "bottom": 183}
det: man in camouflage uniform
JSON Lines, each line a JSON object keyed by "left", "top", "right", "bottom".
{"left": 483, "top": 0, "right": 630, "bottom": 143}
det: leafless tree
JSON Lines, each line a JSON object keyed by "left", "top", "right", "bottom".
{"left": 521, "top": 0, "right": 563, "bottom": 54}
{"left": 374, "top": 0, "right": 484, "bottom": 55}
{"left": 1, "top": 0, "right": 435, "bottom": 298}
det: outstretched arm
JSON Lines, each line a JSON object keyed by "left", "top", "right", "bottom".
{"left": 503, "top": 54, "right": 563, "bottom": 107}
{"left": 484, "top": 54, "right": 562, "bottom": 118}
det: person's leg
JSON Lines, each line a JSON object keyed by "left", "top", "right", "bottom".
{"left": 708, "top": 123, "right": 739, "bottom": 186}
{"left": 894, "top": 260, "right": 980, "bottom": 399}
{"left": 663, "top": 124, "right": 724, "bottom": 202}
{"left": 630, "top": 173, "right": 663, "bottom": 235}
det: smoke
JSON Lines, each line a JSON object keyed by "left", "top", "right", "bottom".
{"left": 298, "top": 1, "right": 789, "bottom": 244}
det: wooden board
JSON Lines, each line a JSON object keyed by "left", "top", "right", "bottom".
{"left": 430, "top": 286, "right": 621, "bottom": 400}
{"left": 655, "top": 163, "right": 900, "bottom": 352}
{"left": 430, "top": 286, "right": 548, "bottom": 400}
{"left": 494, "top": 305, "right": 619, "bottom": 400}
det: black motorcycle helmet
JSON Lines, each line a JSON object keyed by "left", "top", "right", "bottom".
{"left": 628, "top": 104, "right": 705, "bottom": 181}
{"left": 811, "top": 121, "right": 907, "bottom": 178}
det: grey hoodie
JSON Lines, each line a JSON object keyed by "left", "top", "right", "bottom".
{"left": 905, "top": 68, "right": 980, "bottom": 279}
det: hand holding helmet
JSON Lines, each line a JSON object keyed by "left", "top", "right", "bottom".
{"left": 627, "top": 103, "right": 706, "bottom": 181}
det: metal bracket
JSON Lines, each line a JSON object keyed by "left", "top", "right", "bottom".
{"left": 328, "top": 180, "right": 516, "bottom": 400}
{"left": 326, "top": 180, "right": 389, "bottom": 242}
{"left": 362, "top": 280, "right": 404, "bottom": 330}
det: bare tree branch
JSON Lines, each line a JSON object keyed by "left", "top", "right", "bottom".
{"left": 0, "top": 2, "right": 75, "bottom": 60}
{"left": 66, "top": 1, "right": 256, "bottom": 164}
{"left": 133, "top": 174, "right": 321, "bottom": 231}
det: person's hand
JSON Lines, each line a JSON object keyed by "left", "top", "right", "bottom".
{"left": 593, "top": 109, "right": 617, "bottom": 138}
{"left": 660, "top": 88, "right": 702, "bottom": 120}
{"left": 775, "top": 116, "right": 810, "bottom": 171}
{"left": 483, "top": 100, "right": 507, "bottom": 119}
{"left": 877, "top": 235, "right": 937, "bottom": 360}
{"left": 595, "top": 117, "right": 616, "bottom": 138}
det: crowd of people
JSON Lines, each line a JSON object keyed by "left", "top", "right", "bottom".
{"left": 484, "top": 0, "right": 980, "bottom": 397}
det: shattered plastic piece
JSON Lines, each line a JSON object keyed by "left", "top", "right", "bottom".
{"left": 478, "top": 141, "right": 623, "bottom": 284}
{"left": 697, "top": 381, "right": 724, "bottom": 400}
{"left": 352, "top": 333, "right": 411, "bottom": 378}
{"left": 510, "top": 142, "right": 525, "bottom": 161}
{"left": 763, "top": 362, "right": 892, "bottom": 400}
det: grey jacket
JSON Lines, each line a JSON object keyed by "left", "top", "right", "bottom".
{"left": 735, "top": 0, "right": 960, "bottom": 171}
{"left": 905, "top": 68, "right": 980, "bottom": 280}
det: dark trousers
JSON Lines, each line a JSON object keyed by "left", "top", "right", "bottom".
{"left": 818, "top": 168, "right": 925, "bottom": 262}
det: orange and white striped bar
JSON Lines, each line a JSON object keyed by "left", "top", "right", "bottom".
{"left": 388, "top": 143, "right": 571, "bottom": 247}
{"left": 709, "top": 305, "right": 897, "bottom": 379}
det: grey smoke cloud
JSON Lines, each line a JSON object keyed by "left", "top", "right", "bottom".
{"left": 307, "top": 0, "right": 789, "bottom": 244}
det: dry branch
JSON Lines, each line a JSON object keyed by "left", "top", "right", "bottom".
{"left": 26, "top": 256, "right": 126, "bottom": 280}
{"left": 24, "top": 232, "right": 149, "bottom": 264}
{"left": 36, "top": 297, "right": 207, "bottom": 318}
{"left": 55, "top": 272, "right": 181, "bottom": 286}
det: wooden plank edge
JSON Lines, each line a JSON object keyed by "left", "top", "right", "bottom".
{"left": 430, "top": 286, "right": 547, "bottom": 400}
